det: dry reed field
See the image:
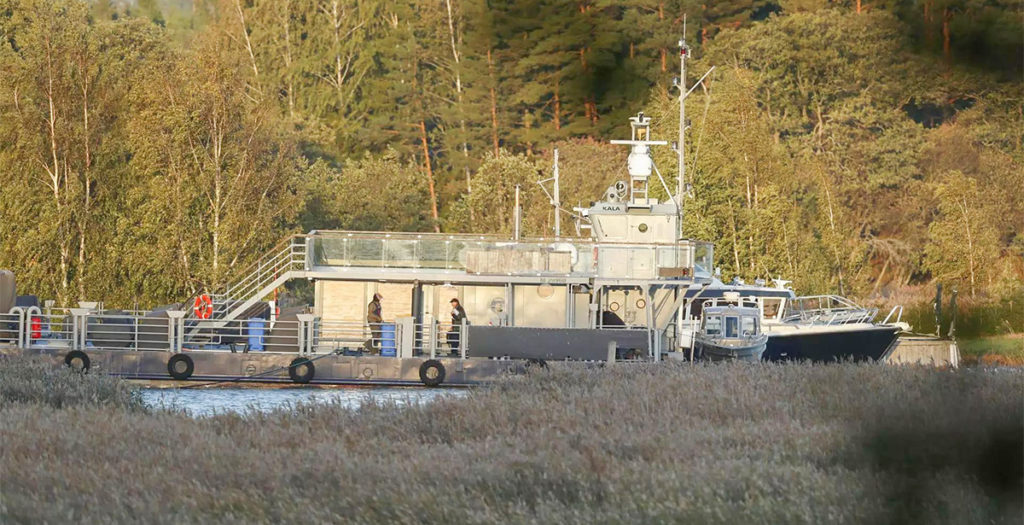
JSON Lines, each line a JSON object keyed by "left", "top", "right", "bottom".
{"left": 1, "top": 356, "right": 1021, "bottom": 524}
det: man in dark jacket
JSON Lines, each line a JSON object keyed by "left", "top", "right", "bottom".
{"left": 447, "top": 298, "right": 467, "bottom": 356}
{"left": 365, "top": 292, "right": 383, "bottom": 353}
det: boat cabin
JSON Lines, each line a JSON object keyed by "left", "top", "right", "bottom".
{"left": 699, "top": 305, "right": 762, "bottom": 339}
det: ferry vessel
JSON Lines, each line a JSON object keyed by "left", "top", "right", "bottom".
{"left": 0, "top": 37, "right": 904, "bottom": 385}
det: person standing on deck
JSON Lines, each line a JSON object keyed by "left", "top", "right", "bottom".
{"left": 365, "top": 293, "right": 383, "bottom": 353}
{"left": 448, "top": 298, "right": 468, "bottom": 356}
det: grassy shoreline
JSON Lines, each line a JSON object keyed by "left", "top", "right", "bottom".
{"left": 959, "top": 334, "right": 1024, "bottom": 366}
{"left": 1, "top": 357, "right": 1021, "bottom": 524}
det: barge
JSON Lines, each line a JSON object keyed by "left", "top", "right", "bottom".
{"left": 0, "top": 41, "right": 906, "bottom": 382}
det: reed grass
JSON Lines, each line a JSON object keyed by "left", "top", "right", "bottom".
{"left": 1, "top": 357, "right": 1021, "bottom": 524}
{"left": 0, "top": 355, "right": 145, "bottom": 411}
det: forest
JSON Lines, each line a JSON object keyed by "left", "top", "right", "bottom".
{"left": 0, "top": 0, "right": 1021, "bottom": 325}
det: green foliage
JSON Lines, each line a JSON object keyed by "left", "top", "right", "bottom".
{"left": 446, "top": 151, "right": 543, "bottom": 235}
{"left": 924, "top": 171, "right": 1002, "bottom": 298}
{"left": 0, "top": 0, "right": 1020, "bottom": 308}
{"left": 323, "top": 151, "right": 433, "bottom": 232}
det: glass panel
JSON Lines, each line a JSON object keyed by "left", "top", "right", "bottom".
{"left": 762, "top": 298, "right": 782, "bottom": 319}
{"left": 725, "top": 316, "right": 739, "bottom": 338}
{"left": 704, "top": 315, "right": 721, "bottom": 335}
{"left": 694, "top": 243, "right": 713, "bottom": 276}
{"left": 348, "top": 238, "right": 383, "bottom": 267}
{"left": 418, "top": 239, "right": 449, "bottom": 269}
{"left": 383, "top": 239, "right": 417, "bottom": 267}
{"left": 448, "top": 241, "right": 468, "bottom": 271}
{"left": 741, "top": 316, "right": 756, "bottom": 336}
{"left": 315, "top": 237, "right": 350, "bottom": 266}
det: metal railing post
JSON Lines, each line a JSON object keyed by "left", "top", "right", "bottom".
{"left": 297, "top": 314, "right": 314, "bottom": 355}
{"left": 166, "top": 311, "right": 186, "bottom": 353}
{"left": 69, "top": 308, "right": 91, "bottom": 351}
{"left": 23, "top": 306, "right": 42, "bottom": 348}
{"left": 460, "top": 317, "right": 468, "bottom": 360}
{"left": 303, "top": 236, "right": 313, "bottom": 270}
{"left": 9, "top": 307, "right": 25, "bottom": 349}
{"left": 430, "top": 318, "right": 437, "bottom": 359}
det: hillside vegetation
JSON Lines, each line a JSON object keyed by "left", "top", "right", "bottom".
{"left": 0, "top": 1, "right": 1020, "bottom": 321}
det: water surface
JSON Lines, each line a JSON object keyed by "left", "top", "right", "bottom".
{"left": 141, "top": 386, "right": 464, "bottom": 417}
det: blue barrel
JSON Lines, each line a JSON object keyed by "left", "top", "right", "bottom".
{"left": 380, "top": 322, "right": 397, "bottom": 357}
{"left": 247, "top": 318, "right": 266, "bottom": 351}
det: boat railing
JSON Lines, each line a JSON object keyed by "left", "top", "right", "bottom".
{"left": 308, "top": 231, "right": 713, "bottom": 281}
{"left": 782, "top": 295, "right": 878, "bottom": 325}
{"left": 222, "top": 236, "right": 308, "bottom": 305}
{"left": 881, "top": 305, "right": 903, "bottom": 325}
{"left": 315, "top": 317, "right": 467, "bottom": 359}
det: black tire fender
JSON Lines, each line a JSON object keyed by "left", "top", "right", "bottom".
{"left": 288, "top": 357, "right": 315, "bottom": 384}
{"left": 419, "top": 359, "right": 446, "bottom": 387}
{"left": 64, "top": 350, "right": 90, "bottom": 372}
{"left": 167, "top": 354, "right": 195, "bottom": 380}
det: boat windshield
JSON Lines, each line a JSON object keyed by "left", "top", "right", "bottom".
{"left": 725, "top": 316, "right": 739, "bottom": 338}
{"left": 762, "top": 298, "right": 782, "bottom": 319}
{"left": 742, "top": 316, "right": 757, "bottom": 336}
{"left": 704, "top": 315, "right": 722, "bottom": 335}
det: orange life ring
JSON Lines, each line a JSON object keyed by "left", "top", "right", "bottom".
{"left": 193, "top": 294, "right": 214, "bottom": 319}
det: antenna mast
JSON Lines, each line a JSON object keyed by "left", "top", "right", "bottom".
{"left": 553, "top": 149, "right": 560, "bottom": 237}
{"left": 676, "top": 15, "right": 689, "bottom": 240}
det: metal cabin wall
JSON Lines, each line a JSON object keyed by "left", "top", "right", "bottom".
{"left": 513, "top": 285, "right": 568, "bottom": 328}
{"left": 422, "top": 284, "right": 505, "bottom": 326}
{"left": 316, "top": 280, "right": 414, "bottom": 322}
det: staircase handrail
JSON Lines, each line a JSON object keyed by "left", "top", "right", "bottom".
{"left": 225, "top": 242, "right": 306, "bottom": 301}
{"left": 223, "top": 235, "right": 307, "bottom": 297}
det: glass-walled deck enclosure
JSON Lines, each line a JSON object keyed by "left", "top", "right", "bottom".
{"left": 308, "top": 231, "right": 713, "bottom": 282}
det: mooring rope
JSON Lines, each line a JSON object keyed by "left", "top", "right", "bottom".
{"left": 179, "top": 350, "right": 342, "bottom": 390}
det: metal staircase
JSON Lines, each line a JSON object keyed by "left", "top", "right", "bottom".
{"left": 188, "top": 235, "right": 310, "bottom": 327}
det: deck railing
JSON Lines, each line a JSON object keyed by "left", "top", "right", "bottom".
{"left": 782, "top": 295, "right": 879, "bottom": 325}
{"left": 308, "top": 231, "right": 713, "bottom": 281}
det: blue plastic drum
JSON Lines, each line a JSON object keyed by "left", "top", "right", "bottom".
{"left": 247, "top": 318, "right": 266, "bottom": 351}
{"left": 380, "top": 322, "right": 397, "bottom": 357}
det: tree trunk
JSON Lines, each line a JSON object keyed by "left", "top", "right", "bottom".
{"left": 959, "top": 196, "right": 976, "bottom": 297}
{"left": 419, "top": 119, "right": 441, "bottom": 233}
{"left": 282, "top": 0, "right": 295, "bottom": 118}
{"left": 487, "top": 49, "right": 500, "bottom": 156}
{"left": 729, "top": 201, "right": 741, "bottom": 277}
{"left": 44, "top": 33, "right": 70, "bottom": 303}
{"left": 553, "top": 82, "right": 561, "bottom": 131}
{"left": 942, "top": 8, "right": 953, "bottom": 65}
{"left": 659, "top": 3, "right": 666, "bottom": 72}
{"left": 924, "top": 1, "right": 933, "bottom": 46}
{"left": 235, "top": 0, "right": 261, "bottom": 95}
{"left": 444, "top": 0, "right": 472, "bottom": 199}
{"left": 77, "top": 67, "right": 92, "bottom": 301}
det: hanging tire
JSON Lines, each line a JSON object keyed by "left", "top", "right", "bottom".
{"left": 167, "top": 354, "right": 195, "bottom": 380}
{"left": 419, "top": 359, "right": 446, "bottom": 387}
{"left": 64, "top": 350, "right": 90, "bottom": 373}
{"left": 288, "top": 357, "right": 315, "bottom": 384}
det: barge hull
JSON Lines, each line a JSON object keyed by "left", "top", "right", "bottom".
{"left": 8, "top": 346, "right": 520, "bottom": 387}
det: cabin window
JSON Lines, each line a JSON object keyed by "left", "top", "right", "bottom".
{"left": 725, "top": 316, "right": 739, "bottom": 338}
{"left": 741, "top": 316, "right": 757, "bottom": 336}
{"left": 762, "top": 298, "right": 782, "bottom": 319}
{"left": 704, "top": 315, "right": 721, "bottom": 335}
